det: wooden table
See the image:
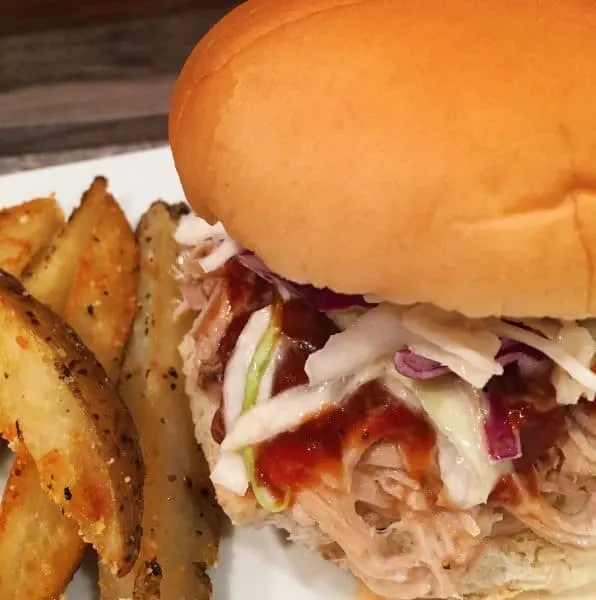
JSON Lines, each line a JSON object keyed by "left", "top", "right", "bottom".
{"left": 0, "top": 1, "right": 239, "bottom": 174}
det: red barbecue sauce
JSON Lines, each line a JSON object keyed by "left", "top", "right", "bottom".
{"left": 210, "top": 262, "right": 274, "bottom": 443}
{"left": 507, "top": 401, "right": 566, "bottom": 472}
{"left": 211, "top": 272, "right": 569, "bottom": 505}
{"left": 215, "top": 291, "right": 437, "bottom": 500}
{"left": 250, "top": 298, "right": 434, "bottom": 499}
{"left": 272, "top": 298, "right": 339, "bottom": 395}
{"left": 214, "top": 296, "right": 339, "bottom": 443}
{"left": 254, "top": 379, "right": 437, "bottom": 500}
{"left": 216, "top": 261, "right": 274, "bottom": 367}
{"left": 488, "top": 365, "right": 566, "bottom": 505}
{"left": 490, "top": 470, "right": 541, "bottom": 506}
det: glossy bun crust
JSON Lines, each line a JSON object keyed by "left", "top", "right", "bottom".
{"left": 169, "top": 0, "right": 596, "bottom": 317}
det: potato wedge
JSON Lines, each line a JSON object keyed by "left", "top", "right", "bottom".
{"left": 0, "top": 183, "right": 140, "bottom": 598}
{"left": 0, "top": 451, "right": 82, "bottom": 597}
{"left": 100, "top": 202, "right": 220, "bottom": 600}
{"left": 63, "top": 194, "right": 139, "bottom": 381}
{"left": 22, "top": 177, "right": 115, "bottom": 314}
{"left": 0, "top": 197, "right": 64, "bottom": 277}
{"left": 0, "top": 269, "right": 143, "bottom": 575}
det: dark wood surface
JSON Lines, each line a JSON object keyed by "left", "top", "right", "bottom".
{"left": 2, "top": 0, "right": 233, "bottom": 35}
{"left": 0, "top": 2, "right": 240, "bottom": 173}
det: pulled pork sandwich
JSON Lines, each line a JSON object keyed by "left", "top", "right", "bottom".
{"left": 168, "top": 0, "right": 596, "bottom": 598}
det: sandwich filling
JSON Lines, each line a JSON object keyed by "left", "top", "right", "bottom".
{"left": 175, "top": 214, "right": 596, "bottom": 599}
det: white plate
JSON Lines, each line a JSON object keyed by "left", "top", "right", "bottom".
{"left": 0, "top": 147, "right": 355, "bottom": 600}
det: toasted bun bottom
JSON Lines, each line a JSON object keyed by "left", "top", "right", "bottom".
{"left": 186, "top": 378, "right": 596, "bottom": 599}
{"left": 358, "top": 533, "right": 596, "bottom": 600}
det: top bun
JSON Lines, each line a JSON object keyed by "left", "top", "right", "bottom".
{"left": 169, "top": 0, "right": 596, "bottom": 319}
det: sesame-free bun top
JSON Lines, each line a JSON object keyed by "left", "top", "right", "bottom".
{"left": 169, "top": 0, "right": 596, "bottom": 319}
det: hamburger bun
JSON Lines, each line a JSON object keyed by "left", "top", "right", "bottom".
{"left": 170, "top": 1, "right": 596, "bottom": 599}
{"left": 169, "top": 0, "right": 596, "bottom": 319}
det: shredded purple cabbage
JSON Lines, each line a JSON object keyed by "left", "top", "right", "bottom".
{"left": 394, "top": 349, "right": 450, "bottom": 379}
{"left": 237, "top": 251, "right": 374, "bottom": 311}
{"left": 495, "top": 339, "right": 548, "bottom": 378}
{"left": 394, "top": 339, "right": 548, "bottom": 382}
{"left": 484, "top": 391, "right": 522, "bottom": 462}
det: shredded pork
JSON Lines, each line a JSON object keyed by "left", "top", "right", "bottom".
{"left": 176, "top": 250, "right": 596, "bottom": 599}
{"left": 178, "top": 242, "right": 273, "bottom": 384}
{"left": 513, "top": 404, "right": 596, "bottom": 549}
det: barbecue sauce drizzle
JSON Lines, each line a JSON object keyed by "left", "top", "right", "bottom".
{"left": 255, "top": 379, "right": 437, "bottom": 501}
{"left": 208, "top": 264, "right": 568, "bottom": 505}
{"left": 488, "top": 365, "right": 566, "bottom": 505}
{"left": 209, "top": 261, "right": 273, "bottom": 443}
{"left": 220, "top": 289, "right": 438, "bottom": 500}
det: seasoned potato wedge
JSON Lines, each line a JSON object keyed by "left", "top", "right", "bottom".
{"left": 0, "top": 269, "right": 143, "bottom": 575}
{"left": 0, "top": 197, "right": 64, "bottom": 277}
{"left": 0, "top": 183, "right": 140, "bottom": 599}
{"left": 0, "top": 451, "right": 83, "bottom": 597}
{"left": 22, "top": 177, "right": 116, "bottom": 314}
{"left": 64, "top": 196, "right": 139, "bottom": 381}
{"left": 100, "top": 202, "right": 220, "bottom": 600}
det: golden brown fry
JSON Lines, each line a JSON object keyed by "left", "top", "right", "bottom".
{"left": 0, "top": 269, "right": 143, "bottom": 574}
{"left": 22, "top": 177, "right": 113, "bottom": 314}
{"left": 64, "top": 195, "right": 139, "bottom": 380}
{"left": 0, "top": 197, "right": 64, "bottom": 277}
{"left": 0, "top": 451, "right": 82, "bottom": 598}
{"left": 0, "top": 180, "right": 140, "bottom": 599}
{"left": 100, "top": 201, "right": 220, "bottom": 600}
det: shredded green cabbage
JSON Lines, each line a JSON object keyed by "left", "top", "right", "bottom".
{"left": 243, "top": 446, "right": 290, "bottom": 513}
{"left": 242, "top": 304, "right": 290, "bottom": 512}
{"left": 243, "top": 308, "right": 281, "bottom": 412}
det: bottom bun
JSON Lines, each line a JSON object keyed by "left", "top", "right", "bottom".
{"left": 185, "top": 373, "right": 596, "bottom": 599}
{"left": 460, "top": 532, "right": 596, "bottom": 599}
{"left": 357, "top": 532, "right": 596, "bottom": 600}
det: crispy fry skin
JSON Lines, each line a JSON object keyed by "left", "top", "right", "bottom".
{"left": 63, "top": 195, "right": 139, "bottom": 381}
{"left": 0, "top": 269, "right": 143, "bottom": 574}
{"left": 0, "top": 179, "right": 140, "bottom": 599}
{"left": 0, "top": 451, "right": 83, "bottom": 598}
{"left": 22, "top": 178, "right": 113, "bottom": 314}
{"left": 100, "top": 202, "right": 220, "bottom": 600}
{"left": 0, "top": 197, "right": 65, "bottom": 278}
